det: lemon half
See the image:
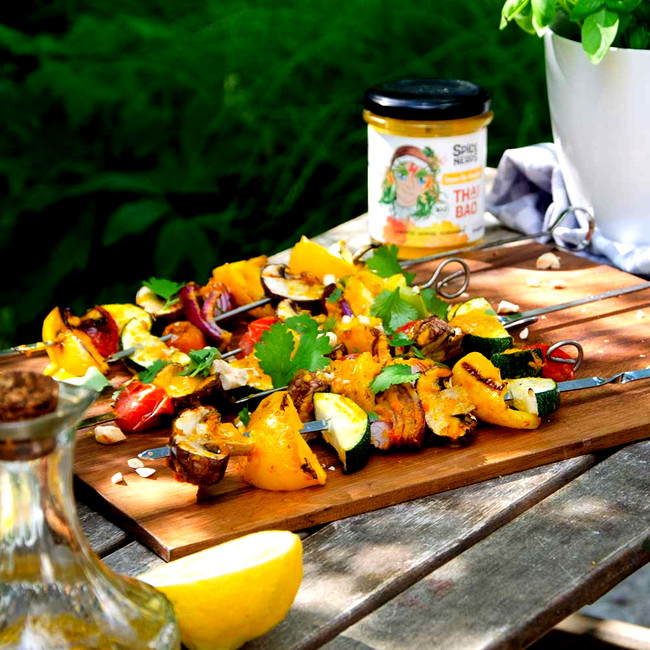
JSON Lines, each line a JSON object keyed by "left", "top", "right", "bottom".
{"left": 138, "top": 530, "right": 303, "bottom": 650}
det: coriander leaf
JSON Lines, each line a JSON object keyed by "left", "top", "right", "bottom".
{"left": 142, "top": 277, "right": 184, "bottom": 309}
{"left": 321, "top": 316, "right": 337, "bottom": 333}
{"left": 420, "top": 287, "right": 449, "bottom": 320}
{"left": 291, "top": 331, "right": 333, "bottom": 377}
{"left": 238, "top": 407, "right": 251, "bottom": 428}
{"left": 256, "top": 318, "right": 334, "bottom": 387}
{"left": 180, "top": 347, "right": 221, "bottom": 377}
{"left": 138, "top": 359, "right": 172, "bottom": 383}
{"left": 365, "top": 244, "right": 415, "bottom": 284}
{"left": 326, "top": 287, "right": 343, "bottom": 303}
{"left": 387, "top": 331, "right": 415, "bottom": 347}
{"left": 370, "top": 288, "right": 419, "bottom": 334}
{"left": 369, "top": 364, "right": 421, "bottom": 394}
{"left": 284, "top": 313, "right": 321, "bottom": 335}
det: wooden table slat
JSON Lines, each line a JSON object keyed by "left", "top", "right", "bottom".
{"left": 101, "top": 540, "right": 165, "bottom": 577}
{"left": 76, "top": 499, "right": 130, "bottom": 557}
{"left": 246, "top": 454, "right": 598, "bottom": 650}
{"left": 331, "top": 440, "right": 650, "bottom": 650}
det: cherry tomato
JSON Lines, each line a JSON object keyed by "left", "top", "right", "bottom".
{"left": 162, "top": 320, "right": 207, "bottom": 354}
{"left": 237, "top": 317, "right": 279, "bottom": 357}
{"left": 524, "top": 344, "right": 576, "bottom": 382}
{"left": 113, "top": 381, "right": 175, "bottom": 433}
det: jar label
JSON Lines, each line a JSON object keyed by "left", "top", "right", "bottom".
{"left": 367, "top": 127, "right": 487, "bottom": 250}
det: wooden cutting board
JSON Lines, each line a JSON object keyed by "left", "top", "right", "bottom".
{"left": 7, "top": 243, "right": 650, "bottom": 561}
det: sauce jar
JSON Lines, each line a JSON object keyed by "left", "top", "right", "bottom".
{"left": 364, "top": 78, "right": 493, "bottom": 259}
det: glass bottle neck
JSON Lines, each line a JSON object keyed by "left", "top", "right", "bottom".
{"left": 0, "top": 427, "right": 90, "bottom": 583}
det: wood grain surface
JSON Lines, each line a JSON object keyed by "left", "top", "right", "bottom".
{"left": 5, "top": 243, "right": 650, "bottom": 561}
{"left": 330, "top": 439, "right": 650, "bottom": 650}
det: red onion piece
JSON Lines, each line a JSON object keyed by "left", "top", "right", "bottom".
{"left": 340, "top": 298, "right": 354, "bottom": 317}
{"left": 179, "top": 283, "right": 227, "bottom": 344}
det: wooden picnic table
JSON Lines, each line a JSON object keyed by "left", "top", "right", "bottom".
{"left": 77, "top": 201, "right": 650, "bottom": 650}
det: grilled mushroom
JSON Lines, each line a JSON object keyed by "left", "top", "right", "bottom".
{"left": 167, "top": 405, "right": 253, "bottom": 486}
{"left": 261, "top": 264, "right": 324, "bottom": 306}
{"left": 397, "top": 316, "right": 464, "bottom": 362}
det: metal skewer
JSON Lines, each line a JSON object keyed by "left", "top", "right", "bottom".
{"left": 136, "top": 419, "right": 330, "bottom": 460}
{"left": 505, "top": 366, "right": 650, "bottom": 401}
{"left": 0, "top": 341, "right": 55, "bottom": 360}
{"left": 212, "top": 257, "right": 472, "bottom": 325}
{"left": 500, "top": 281, "right": 650, "bottom": 331}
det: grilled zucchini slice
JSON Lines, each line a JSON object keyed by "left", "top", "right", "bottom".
{"left": 120, "top": 317, "right": 190, "bottom": 369}
{"left": 490, "top": 348, "right": 544, "bottom": 379}
{"left": 313, "top": 392, "right": 371, "bottom": 474}
{"left": 507, "top": 377, "right": 560, "bottom": 418}
{"left": 448, "top": 298, "right": 513, "bottom": 357}
{"left": 447, "top": 297, "right": 493, "bottom": 320}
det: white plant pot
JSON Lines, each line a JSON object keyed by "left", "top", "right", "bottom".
{"left": 544, "top": 30, "right": 650, "bottom": 244}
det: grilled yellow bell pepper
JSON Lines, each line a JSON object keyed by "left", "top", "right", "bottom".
{"left": 42, "top": 306, "right": 108, "bottom": 380}
{"left": 451, "top": 351, "right": 541, "bottom": 430}
{"left": 238, "top": 391, "right": 327, "bottom": 491}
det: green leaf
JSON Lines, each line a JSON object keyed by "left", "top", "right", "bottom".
{"left": 420, "top": 288, "right": 449, "bottom": 320}
{"left": 255, "top": 317, "right": 333, "bottom": 388}
{"left": 604, "top": 0, "right": 642, "bottom": 12}
{"left": 142, "top": 277, "right": 184, "bottom": 308}
{"left": 326, "top": 287, "right": 343, "bottom": 303}
{"left": 138, "top": 359, "right": 171, "bottom": 383}
{"left": 365, "top": 245, "right": 415, "bottom": 284}
{"left": 501, "top": 0, "right": 532, "bottom": 28}
{"left": 238, "top": 407, "right": 251, "bottom": 428}
{"left": 629, "top": 25, "right": 650, "bottom": 48}
{"left": 582, "top": 8, "right": 620, "bottom": 63}
{"left": 369, "top": 364, "right": 421, "bottom": 394}
{"left": 531, "top": 0, "right": 559, "bottom": 35}
{"left": 256, "top": 324, "right": 296, "bottom": 387}
{"left": 180, "top": 347, "right": 222, "bottom": 378}
{"left": 284, "top": 314, "right": 321, "bottom": 336}
{"left": 515, "top": 10, "right": 537, "bottom": 33}
{"left": 103, "top": 199, "right": 170, "bottom": 246}
{"left": 387, "top": 332, "right": 415, "bottom": 347}
{"left": 571, "top": 0, "right": 605, "bottom": 21}
{"left": 370, "top": 288, "right": 419, "bottom": 334}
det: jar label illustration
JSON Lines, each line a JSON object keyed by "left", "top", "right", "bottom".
{"left": 367, "top": 128, "right": 487, "bottom": 250}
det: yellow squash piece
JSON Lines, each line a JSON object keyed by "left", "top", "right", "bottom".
{"left": 330, "top": 351, "right": 383, "bottom": 413}
{"left": 101, "top": 303, "right": 152, "bottom": 333}
{"left": 333, "top": 316, "right": 390, "bottom": 361}
{"left": 354, "top": 268, "right": 406, "bottom": 297}
{"left": 451, "top": 351, "right": 541, "bottom": 430}
{"left": 211, "top": 255, "right": 275, "bottom": 318}
{"left": 288, "top": 236, "right": 357, "bottom": 282}
{"left": 239, "top": 391, "right": 327, "bottom": 491}
{"left": 42, "top": 307, "right": 108, "bottom": 379}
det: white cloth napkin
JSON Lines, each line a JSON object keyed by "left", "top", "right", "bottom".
{"left": 485, "top": 143, "right": 650, "bottom": 279}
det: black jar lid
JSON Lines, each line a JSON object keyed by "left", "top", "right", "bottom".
{"left": 364, "top": 78, "right": 491, "bottom": 121}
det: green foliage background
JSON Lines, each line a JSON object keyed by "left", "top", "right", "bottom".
{"left": 0, "top": 0, "right": 551, "bottom": 348}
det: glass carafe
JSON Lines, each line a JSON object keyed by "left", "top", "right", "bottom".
{"left": 0, "top": 377, "right": 180, "bottom": 649}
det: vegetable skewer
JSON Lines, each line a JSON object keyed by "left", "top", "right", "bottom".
{"left": 500, "top": 281, "right": 650, "bottom": 330}
{"left": 211, "top": 257, "right": 471, "bottom": 324}
{"left": 136, "top": 418, "right": 330, "bottom": 460}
